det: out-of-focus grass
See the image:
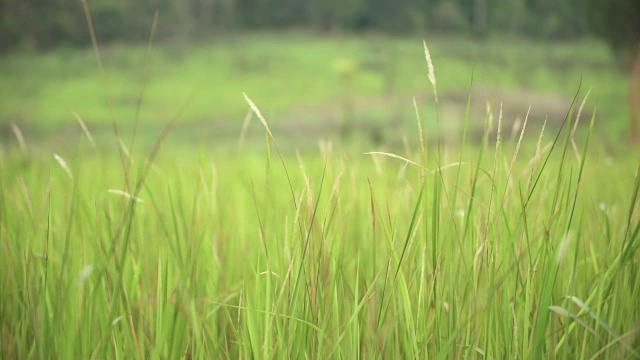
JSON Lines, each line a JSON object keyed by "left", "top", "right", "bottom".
{"left": 0, "top": 32, "right": 628, "bottom": 138}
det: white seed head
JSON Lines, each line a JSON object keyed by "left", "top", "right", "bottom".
{"left": 423, "top": 40, "right": 438, "bottom": 102}
{"left": 53, "top": 153, "right": 74, "bottom": 180}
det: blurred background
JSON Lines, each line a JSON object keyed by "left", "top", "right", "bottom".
{"left": 0, "top": 0, "right": 638, "bottom": 150}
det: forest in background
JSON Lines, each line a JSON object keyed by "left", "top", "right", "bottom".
{"left": 0, "top": 0, "right": 588, "bottom": 52}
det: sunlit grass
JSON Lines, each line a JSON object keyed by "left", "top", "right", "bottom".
{"left": 1, "top": 83, "right": 639, "bottom": 358}
{"left": 1, "top": 27, "right": 639, "bottom": 357}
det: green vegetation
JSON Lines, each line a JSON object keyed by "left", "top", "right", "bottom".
{"left": 0, "top": 33, "right": 631, "bottom": 140}
{"left": 1, "top": 2, "right": 639, "bottom": 354}
{"left": 2, "top": 55, "right": 640, "bottom": 356}
{"left": 0, "top": 0, "right": 587, "bottom": 52}
{"left": 585, "top": 0, "right": 640, "bottom": 144}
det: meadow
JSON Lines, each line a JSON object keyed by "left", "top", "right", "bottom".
{"left": 0, "top": 32, "right": 631, "bottom": 141}
{"left": 1, "top": 34, "right": 640, "bottom": 358}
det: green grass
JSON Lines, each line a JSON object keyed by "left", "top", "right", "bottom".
{"left": 1, "top": 32, "right": 639, "bottom": 358}
{"left": 1, "top": 79, "right": 640, "bottom": 358}
{"left": 0, "top": 32, "right": 631, "bottom": 139}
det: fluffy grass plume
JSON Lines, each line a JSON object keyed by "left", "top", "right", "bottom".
{"left": 423, "top": 40, "right": 437, "bottom": 102}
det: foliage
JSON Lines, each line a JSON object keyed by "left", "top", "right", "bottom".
{"left": 584, "top": 0, "right": 640, "bottom": 144}
{"left": 431, "top": 1, "right": 470, "bottom": 32}
{"left": 585, "top": 0, "right": 640, "bottom": 58}
{"left": 0, "top": 0, "right": 592, "bottom": 52}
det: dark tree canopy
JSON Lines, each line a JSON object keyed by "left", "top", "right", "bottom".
{"left": 586, "top": 0, "right": 640, "bottom": 57}
{"left": 0, "top": 0, "right": 591, "bottom": 52}
{"left": 586, "top": 0, "right": 640, "bottom": 143}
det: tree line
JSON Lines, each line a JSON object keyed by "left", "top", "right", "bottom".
{"left": 1, "top": 0, "right": 588, "bottom": 52}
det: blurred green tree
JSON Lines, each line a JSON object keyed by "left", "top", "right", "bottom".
{"left": 0, "top": 0, "right": 606, "bottom": 53}
{"left": 586, "top": 0, "right": 640, "bottom": 143}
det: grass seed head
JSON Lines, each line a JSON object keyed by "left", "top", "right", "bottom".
{"left": 423, "top": 40, "right": 438, "bottom": 102}
{"left": 53, "top": 153, "right": 74, "bottom": 180}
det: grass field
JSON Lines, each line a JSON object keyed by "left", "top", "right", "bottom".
{"left": 2, "top": 79, "right": 640, "bottom": 358}
{"left": 1, "top": 33, "right": 640, "bottom": 358}
{"left": 0, "top": 32, "right": 631, "bottom": 141}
